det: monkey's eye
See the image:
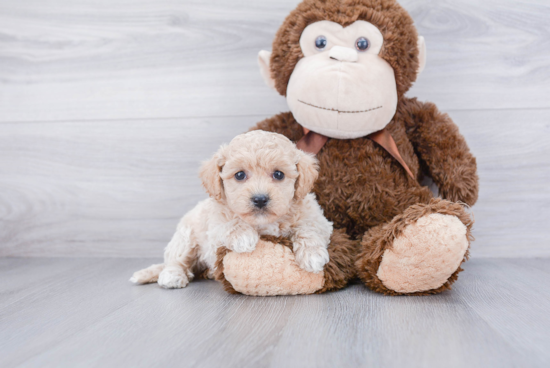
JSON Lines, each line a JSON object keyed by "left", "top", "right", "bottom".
{"left": 355, "top": 37, "right": 369, "bottom": 51}
{"left": 234, "top": 171, "right": 247, "bottom": 181}
{"left": 273, "top": 171, "right": 285, "bottom": 180}
{"left": 315, "top": 36, "right": 327, "bottom": 50}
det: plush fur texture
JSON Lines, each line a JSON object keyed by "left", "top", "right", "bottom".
{"left": 316, "top": 229, "right": 358, "bottom": 293}
{"left": 284, "top": 20, "right": 400, "bottom": 139}
{"left": 214, "top": 231, "right": 358, "bottom": 295}
{"left": 270, "top": 0, "right": 421, "bottom": 99}
{"left": 356, "top": 199, "right": 474, "bottom": 295}
{"left": 251, "top": 99, "right": 478, "bottom": 235}
{"left": 376, "top": 213, "right": 469, "bottom": 293}
{"left": 251, "top": 98, "right": 477, "bottom": 294}
{"left": 221, "top": 238, "right": 326, "bottom": 296}
{"left": 130, "top": 131, "right": 334, "bottom": 288}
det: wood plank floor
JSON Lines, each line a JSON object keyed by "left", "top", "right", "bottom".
{"left": 0, "top": 257, "right": 549, "bottom": 368}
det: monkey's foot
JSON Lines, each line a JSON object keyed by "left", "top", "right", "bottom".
{"left": 356, "top": 199, "right": 473, "bottom": 295}
{"left": 214, "top": 229, "right": 357, "bottom": 296}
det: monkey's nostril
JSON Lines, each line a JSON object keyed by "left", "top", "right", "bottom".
{"left": 252, "top": 194, "right": 270, "bottom": 209}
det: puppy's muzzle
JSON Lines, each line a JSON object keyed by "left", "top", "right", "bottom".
{"left": 251, "top": 194, "right": 270, "bottom": 209}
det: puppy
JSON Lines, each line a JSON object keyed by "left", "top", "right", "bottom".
{"left": 130, "top": 131, "right": 333, "bottom": 289}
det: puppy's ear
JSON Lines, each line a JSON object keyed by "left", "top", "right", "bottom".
{"left": 199, "top": 147, "right": 226, "bottom": 201}
{"left": 294, "top": 151, "right": 319, "bottom": 200}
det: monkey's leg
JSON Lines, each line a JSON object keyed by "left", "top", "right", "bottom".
{"left": 214, "top": 229, "right": 357, "bottom": 296}
{"left": 355, "top": 198, "right": 473, "bottom": 295}
{"left": 317, "top": 229, "right": 359, "bottom": 293}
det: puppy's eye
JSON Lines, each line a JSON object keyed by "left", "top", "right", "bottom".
{"left": 315, "top": 35, "right": 327, "bottom": 50}
{"left": 234, "top": 171, "right": 246, "bottom": 181}
{"left": 273, "top": 171, "right": 285, "bottom": 180}
{"left": 355, "top": 37, "right": 369, "bottom": 51}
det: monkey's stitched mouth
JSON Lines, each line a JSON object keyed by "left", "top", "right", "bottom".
{"left": 298, "top": 99, "right": 382, "bottom": 114}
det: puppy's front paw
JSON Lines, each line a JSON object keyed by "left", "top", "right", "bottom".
{"left": 158, "top": 267, "right": 189, "bottom": 289}
{"left": 294, "top": 246, "right": 329, "bottom": 273}
{"left": 229, "top": 232, "right": 259, "bottom": 253}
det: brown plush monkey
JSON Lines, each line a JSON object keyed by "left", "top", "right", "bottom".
{"left": 216, "top": 0, "right": 478, "bottom": 296}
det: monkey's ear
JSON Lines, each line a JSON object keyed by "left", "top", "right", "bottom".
{"left": 199, "top": 149, "right": 226, "bottom": 201}
{"left": 258, "top": 50, "right": 276, "bottom": 90}
{"left": 417, "top": 36, "right": 427, "bottom": 75}
{"left": 294, "top": 151, "right": 319, "bottom": 201}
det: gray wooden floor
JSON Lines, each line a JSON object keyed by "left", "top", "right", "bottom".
{"left": 1, "top": 257, "right": 549, "bottom": 368}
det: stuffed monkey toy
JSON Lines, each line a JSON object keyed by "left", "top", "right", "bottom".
{"left": 215, "top": 0, "right": 478, "bottom": 296}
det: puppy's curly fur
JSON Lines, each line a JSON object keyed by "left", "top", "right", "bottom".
{"left": 130, "top": 131, "right": 333, "bottom": 289}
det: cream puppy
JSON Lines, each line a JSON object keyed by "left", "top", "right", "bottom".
{"left": 130, "top": 131, "right": 333, "bottom": 289}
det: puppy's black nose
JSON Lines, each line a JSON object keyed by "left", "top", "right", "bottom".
{"left": 252, "top": 194, "right": 269, "bottom": 209}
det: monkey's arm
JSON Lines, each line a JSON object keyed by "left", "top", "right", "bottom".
{"left": 249, "top": 112, "right": 304, "bottom": 142}
{"left": 402, "top": 98, "right": 479, "bottom": 206}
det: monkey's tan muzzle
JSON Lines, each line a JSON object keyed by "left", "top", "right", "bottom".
{"left": 329, "top": 46, "right": 358, "bottom": 62}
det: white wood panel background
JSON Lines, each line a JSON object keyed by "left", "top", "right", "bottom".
{"left": 1, "top": 0, "right": 549, "bottom": 257}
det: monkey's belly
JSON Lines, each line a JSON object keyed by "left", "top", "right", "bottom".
{"left": 314, "top": 151, "right": 432, "bottom": 238}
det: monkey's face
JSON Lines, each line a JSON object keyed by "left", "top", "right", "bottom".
{"left": 286, "top": 21, "right": 398, "bottom": 139}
